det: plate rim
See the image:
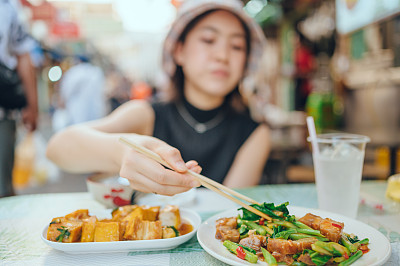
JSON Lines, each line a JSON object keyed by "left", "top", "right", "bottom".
{"left": 197, "top": 206, "right": 392, "bottom": 266}
{"left": 41, "top": 208, "right": 201, "bottom": 253}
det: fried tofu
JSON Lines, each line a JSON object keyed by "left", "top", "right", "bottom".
{"left": 124, "top": 217, "right": 162, "bottom": 240}
{"left": 162, "top": 226, "right": 177, "bottom": 239}
{"left": 112, "top": 205, "right": 138, "bottom": 221}
{"left": 120, "top": 207, "right": 145, "bottom": 235}
{"left": 94, "top": 222, "right": 121, "bottom": 242}
{"left": 47, "top": 204, "right": 178, "bottom": 243}
{"left": 47, "top": 219, "right": 83, "bottom": 243}
{"left": 81, "top": 216, "right": 98, "bottom": 242}
{"left": 142, "top": 206, "right": 160, "bottom": 221}
{"left": 122, "top": 207, "right": 145, "bottom": 223}
{"left": 159, "top": 205, "right": 181, "bottom": 229}
{"left": 65, "top": 209, "right": 90, "bottom": 221}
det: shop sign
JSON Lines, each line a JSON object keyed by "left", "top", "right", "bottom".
{"left": 50, "top": 21, "right": 80, "bottom": 39}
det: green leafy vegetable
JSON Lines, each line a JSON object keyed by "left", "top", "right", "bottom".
{"left": 237, "top": 243, "right": 256, "bottom": 254}
{"left": 293, "top": 221, "right": 312, "bottom": 230}
{"left": 290, "top": 233, "right": 329, "bottom": 242}
{"left": 243, "top": 220, "right": 267, "bottom": 236}
{"left": 272, "top": 225, "right": 284, "bottom": 238}
{"left": 49, "top": 218, "right": 61, "bottom": 225}
{"left": 340, "top": 235, "right": 359, "bottom": 253}
{"left": 346, "top": 234, "right": 359, "bottom": 244}
{"left": 292, "top": 262, "right": 307, "bottom": 266}
{"left": 338, "top": 250, "right": 363, "bottom": 266}
{"left": 238, "top": 224, "right": 248, "bottom": 235}
{"left": 223, "top": 240, "right": 258, "bottom": 263}
{"left": 285, "top": 215, "right": 296, "bottom": 222}
{"left": 273, "top": 228, "right": 296, "bottom": 239}
{"left": 239, "top": 202, "right": 289, "bottom": 221}
{"left": 167, "top": 226, "right": 180, "bottom": 237}
{"left": 304, "top": 249, "right": 332, "bottom": 266}
{"left": 261, "top": 247, "right": 277, "bottom": 266}
{"left": 56, "top": 226, "right": 70, "bottom": 242}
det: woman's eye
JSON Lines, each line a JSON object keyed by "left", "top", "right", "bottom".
{"left": 232, "top": 45, "right": 245, "bottom": 51}
{"left": 201, "top": 38, "right": 214, "bottom": 44}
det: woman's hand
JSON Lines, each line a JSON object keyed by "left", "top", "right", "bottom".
{"left": 119, "top": 136, "right": 202, "bottom": 196}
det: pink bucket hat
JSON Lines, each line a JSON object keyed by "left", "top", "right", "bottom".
{"left": 162, "top": 0, "right": 266, "bottom": 81}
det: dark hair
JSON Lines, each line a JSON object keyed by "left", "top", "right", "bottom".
{"left": 170, "top": 9, "right": 251, "bottom": 112}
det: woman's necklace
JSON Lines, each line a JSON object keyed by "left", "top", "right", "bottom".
{"left": 176, "top": 102, "right": 226, "bottom": 134}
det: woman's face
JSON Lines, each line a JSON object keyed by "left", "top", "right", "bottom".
{"left": 174, "top": 10, "right": 248, "bottom": 106}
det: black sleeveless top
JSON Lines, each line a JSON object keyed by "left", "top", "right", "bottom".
{"left": 152, "top": 100, "right": 259, "bottom": 183}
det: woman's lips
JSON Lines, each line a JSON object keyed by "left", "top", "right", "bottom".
{"left": 211, "top": 70, "right": 229, "bottom": 78}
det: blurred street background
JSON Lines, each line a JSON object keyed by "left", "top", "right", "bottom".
{"left": 10, "top": 0, "right": 400, "bottom": 195}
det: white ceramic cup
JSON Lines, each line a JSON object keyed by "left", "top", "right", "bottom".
{"left": 86, "top": 173, "right": 133, "bottom": 208}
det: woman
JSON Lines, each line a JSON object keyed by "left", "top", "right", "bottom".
{"left": 46, "top": 0, "right": 270, "bottom": 196}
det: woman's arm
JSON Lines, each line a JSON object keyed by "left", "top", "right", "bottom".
{"left": 46, "top": 100, "right": 152, "bottom": 172}
{"left": 222, "top": 124, "right": 270, "bottom": 188}
{"left": 46, "top": 100, "right": 201, "bottom": 195}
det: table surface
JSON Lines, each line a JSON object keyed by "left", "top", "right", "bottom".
{"left": 1, "top": 181, "right": 399, "bottom": 266}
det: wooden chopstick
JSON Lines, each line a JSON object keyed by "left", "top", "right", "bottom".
{"left": 119, "top": 137, "right": 272, "bottom": 222}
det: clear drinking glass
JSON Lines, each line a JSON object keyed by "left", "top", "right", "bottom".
{"left": 308, "top": 133, "right": 370, "bottom": 218}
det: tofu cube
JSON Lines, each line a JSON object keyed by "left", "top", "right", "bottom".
{"left": 142, "top": 205, "right": 160, "bottom": 221}
{"left": 112, "top": 205, "right": 138, "bottom": 221}
{"left": 124, "top": 217, "right": 162, "bottom": 240}
{"left": 122, "top": 207, "right": 144, "bottom": 223}
{"left": 47, "top": 219, "right": 83, "bottom": 243}
{"left": 120, "top": 207, "right": 145, "bottom": 234}
{"left": 159, "top": 205, "right": 181, "bottom": 229}
{"left": 65, "top": 209, "right": 90, "bottom": 221}
{"left": 94, "top": 222, "right": 121, "bottom": 242}
{"left": 81, "top": 216, "right": 98, "bottom": 242}
{"left": 162, "top": 226, "right": 177, "bottom": 239}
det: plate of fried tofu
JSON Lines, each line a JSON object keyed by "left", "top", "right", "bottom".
{"left": 41, "top": 204, "right": 201, "bottom": 254}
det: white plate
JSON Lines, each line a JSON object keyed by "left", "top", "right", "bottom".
{"left": 41, "top": 208, "right": 201, "bottom": 254}
{"left": 197, "top": 206, "right": 391, "bottom": 266}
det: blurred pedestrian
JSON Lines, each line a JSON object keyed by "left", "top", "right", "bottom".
{"left": 52, "top": 55, "right": 106, "bottom": 131}
{"left": 47, "top": 0, "right": 270, "bottom": 195}
{"left": 0, "top": 0, "right": 38, "bottom": 197}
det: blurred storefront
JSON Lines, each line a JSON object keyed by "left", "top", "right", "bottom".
{"left": 243, "top": 0, "right": 400, "bottom": 183}
{"left": 333, "top": 0, "right": 400, "bottom": 178}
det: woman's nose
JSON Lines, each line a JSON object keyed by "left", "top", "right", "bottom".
{"left": 214, "top": 41, "right": 229, "bottom": 63}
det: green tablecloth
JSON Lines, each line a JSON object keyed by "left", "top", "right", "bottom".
{"left": 1, "top": 181, "right": 399, "bottom": 265}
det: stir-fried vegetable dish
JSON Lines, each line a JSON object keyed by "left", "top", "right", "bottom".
{"left": 215, "top": 202, "right": 369, "bottom": 265}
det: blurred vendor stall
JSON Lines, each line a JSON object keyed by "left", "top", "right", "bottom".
{"left": 333, "top": 0, "right": 400, "bottom": 177}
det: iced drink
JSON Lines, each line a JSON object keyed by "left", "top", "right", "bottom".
{"left": 309, "top": 134, "right": 370, "bottom": 218}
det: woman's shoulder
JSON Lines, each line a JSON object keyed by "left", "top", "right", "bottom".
{"left": 229, "top": 109, "right": 258, "bottom": 127}
{"left": 226, "top": 108, "right": 265, "bottom": 141}
{"left": 119, "top": 99, "right": 154, "bottom": 114}
{"left": 151, "top": 101, "right": 177, "bottom": 118}
{"left": 151, "top": 100, "right": 174, "bottom": 110}
{"left": 100, "top": 100, "right": 155, "bottom": 134}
